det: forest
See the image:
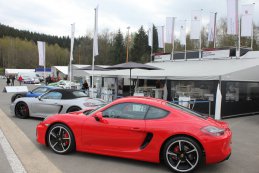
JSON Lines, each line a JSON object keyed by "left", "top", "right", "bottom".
{"left": 0, "top": 18, "right": 258, "bottom": 70}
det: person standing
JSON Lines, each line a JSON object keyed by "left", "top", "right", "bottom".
{"left": 6, "top": 76, "right": 10, "bottom": 86}
{"left": 18, "top": 75, "right": 23, "bottom": 86}
{"left": 11, "top": 75, "right": 15, "bottom": 86}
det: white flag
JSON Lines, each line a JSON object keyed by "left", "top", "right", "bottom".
{"left": 157, "top": 26, "right": 164, "bottom": 48}
{"left": 148, "top": 23, "right": 153, "bottom": 47}
{"left": 179, "top": 21, "right": 186, "bottom": 46}
{"left": 190, "top": 11, "right": 201, "bottom": 39}
{"left": 241, "top": 4, "right": 254, "bottom": 37}
{"left": 165, "top": 17, "right": 175, "bottom": 43}
{"left": 208, "top": 12, "right": 216, "bottom": 42}
{"left": 227, "top": 0, "right": 238, "bottom": 35}
{"left": 93, "top": 6, "right": 99, "bottom": 56}
{"left": 37, "top": 41, "right": 45, "bottom": 66}
{"left": 70, "top": 23, "right": 75, "bottom": 61}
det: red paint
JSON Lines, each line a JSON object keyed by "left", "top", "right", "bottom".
{"left": 37, "top": 96, "right": 232, "bottom": 165}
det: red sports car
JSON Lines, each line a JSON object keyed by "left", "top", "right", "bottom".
{"left": 36, "top": 97, "right": 232, "bottom": 173}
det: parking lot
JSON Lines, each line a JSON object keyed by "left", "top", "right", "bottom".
{"left": 0, "top": 79, "right": 259, "bottom": 173}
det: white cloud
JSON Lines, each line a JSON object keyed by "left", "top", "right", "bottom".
{"left": 0, "top": 0, "right": 258, "bottom": 37}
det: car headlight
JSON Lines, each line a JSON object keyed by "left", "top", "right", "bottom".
{"left": 201, "top": 126, "right": 225, "bottom": 136}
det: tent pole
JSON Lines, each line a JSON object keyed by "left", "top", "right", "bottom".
{"left": 129, "top": 69, "right": 132, "bottom": 96}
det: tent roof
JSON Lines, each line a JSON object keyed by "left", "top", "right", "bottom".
{"left": 78, "top": 52, "right": 259, "bottom": 82}
{"left": 5, "top": 69, "right": 35, "bottom": 75}
{"left": 53, "top": 66, "right": 68, "bottom": 75}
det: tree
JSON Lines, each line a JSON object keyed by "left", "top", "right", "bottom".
{"left": 109, "top": 30, "right": 125, "bottom": 64}
{"left": 130, "top": 26, "right": 149, "bottom": 63}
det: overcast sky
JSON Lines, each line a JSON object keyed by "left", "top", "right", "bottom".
{"left": 0, "top": 0, "right": 257, "bottom": 37}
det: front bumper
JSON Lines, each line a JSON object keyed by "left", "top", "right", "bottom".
{"left": 36, "top": 122, "right": 48, "bottom": 145}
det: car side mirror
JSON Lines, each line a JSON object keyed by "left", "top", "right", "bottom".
{"left": 93, "top": 112, "right": 107, "bottom": 123}
{"left": 38, "top": 96, "right": 42, "bottom": 101}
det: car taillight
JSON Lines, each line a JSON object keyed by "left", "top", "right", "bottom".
{"left": 201, "top": 126, "right": 225, "bottom": 136}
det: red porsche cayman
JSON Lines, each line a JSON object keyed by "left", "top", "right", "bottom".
{"left": 36, "top": 97, "right": 232, "bottom": 173}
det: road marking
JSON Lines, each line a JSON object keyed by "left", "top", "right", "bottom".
{"left": 0, "top": 109, "right": 62, "bottom": 173}
{"left": 0, "top": 129, "right": 27, "bottom": 173}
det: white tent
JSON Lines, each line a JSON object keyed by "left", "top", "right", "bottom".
{"left": 79, "top": 56, "right": 259, "bottom": 82}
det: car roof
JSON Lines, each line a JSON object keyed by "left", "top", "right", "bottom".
{"left": 115, "top": 96, "right": 168, "bottom": 106}
{"left": 47, "top": 89, "right": 85, "bottom": 99}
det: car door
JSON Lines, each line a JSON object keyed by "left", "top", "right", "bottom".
{"left": 30, "top": 91, "right": 63, "bottom": 117}
{"left": 82, "top": 102, "right": 148, "bottom": 152}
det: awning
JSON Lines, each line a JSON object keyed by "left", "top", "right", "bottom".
{"left": 79, "top": 51, "right": 259, "bottom": 82}
{"left": 53, "top": 66, "right": 68, "bottom": 75}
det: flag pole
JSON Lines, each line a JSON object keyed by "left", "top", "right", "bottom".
{"left": 184, "top": 20, "right": 187, "bottom": 61}
{"left": 69, "top": 23, "right": 75, "bottom": 88}
{"left": 199, "top": 9, "right": 203, "bottom": 60}
{"left": 162, "top": 26, "right": 165, "bottom": 53}
{"left": 214, "top": 12, "right": 217, "bottom": 48}
{"left": 150, "top": 24, "right": 153, "bottom": 62}
{"left": 92, "top": 6, "right": 98, "bottom": 97}
{"left": 43, "top": 42, "right": 46, "bottom": 86}
{"left": 171, "top": 17, "right": 175, "bottom": 61}
{"left": 237, "top": 0, "right": 241, "bottom": 58}
{"left": 251, "top": 3, "right": 255, "bottom": 50}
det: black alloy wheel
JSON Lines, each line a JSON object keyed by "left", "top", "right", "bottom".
{"left": 47, "top": 124, "right": 75, "bottom": 154}
{"left": 15, "top": 102, "right": 30, "bottom": 119}
{"left": 163, "top": 136, "right": 203, "bottom": 173}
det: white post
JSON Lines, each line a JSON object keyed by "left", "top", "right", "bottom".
{"left": 172, "top": 17, "right": 175, "bottom": 60}
{"left": 214, "top": 12, "right": 217, "bottom": 48}
{"left": 238, "top": 1, "right": 241, "bottom": 58}
{"left": 199, "top": 9, "right": 203, "bottom": 60}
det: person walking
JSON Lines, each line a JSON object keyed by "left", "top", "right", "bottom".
{"left": 18, "top": 75, "right": 23, "bottom": 86}
{"left": 6, "top": 76, "right": 10, "bottom": 86}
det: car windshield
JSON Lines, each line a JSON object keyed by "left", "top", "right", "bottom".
{"left": 83, "top": 104, "right": 106, "bottom": 116}
{"left": 166, "top": 102, "right": 208, "bottom": 119}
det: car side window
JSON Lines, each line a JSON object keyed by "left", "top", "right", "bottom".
{"left": 102, "top": 103, "right": 149, "bottom": 120}
{"left": 32, "top": 87, "right": 48, "bottom": 93}
{"left": 41, "top": 92, "right": 62, "bottom": 100}
{"left": 145, "top": 106, "right": 169, "bottom": 119}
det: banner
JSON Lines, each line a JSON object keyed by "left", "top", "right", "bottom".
{"left": 179, "top": 21, "right": 186, "bottom": 45}
{"left": 157, "top": 26, "right": 164, "bottom": 48}
{"left": 208, "top": 12, "right": 216, "bottom": 42}
{"left": 227, "top": 0, "right": 238, "bottom": 35}
{"left": 93, "top": 6, "right": 99, "bottom": 56}
{"left": 241, "top": 4, "right": 254, "bottom": 37}
{"left": 148, "top": 23, "right": 153, "bottom": 47}
{"left": 70, "top": 23, "right": 75, "bottom": 61}
{"left": 190, "top": 11, "right": 201, "bottom": 39}
{"left": 165, "top": 17, "right": 175, "bottom": 43}
{"left": 37, "top": 41, "right": 45, "bottom": 66}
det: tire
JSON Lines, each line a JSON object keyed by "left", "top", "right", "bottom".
{"left": 162, "top": 136, "right": 203, "bottom": 173}
{"left": 15, "top": 102, "right": 30, "bottom": 119}
{"left": 47, "top": 123, "right": 75, "bottom": 154}
{"left": 67, "top": 106, "right": 81, "bottom": 113}
{"left": 11, "top": 94, "right": 22, "bottom": 102}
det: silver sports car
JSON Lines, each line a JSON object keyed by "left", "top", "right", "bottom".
{"left": 10, "top": 89, "right": 106, "bottom": 119}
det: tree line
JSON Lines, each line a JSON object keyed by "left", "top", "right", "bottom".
{"left": 0, "top": 18, "right": 258, "bottom": 69}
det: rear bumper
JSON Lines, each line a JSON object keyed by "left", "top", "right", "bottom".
{"left": 204, "top": 130, "right": 232, "bottom": 164}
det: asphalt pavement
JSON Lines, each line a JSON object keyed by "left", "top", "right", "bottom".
{"left": 0, "top": 79, "right": 259, "bottom": 173}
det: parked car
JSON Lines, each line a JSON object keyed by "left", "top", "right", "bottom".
{"left": 23, "top": 77, "right": 40, "bottom": 84}
{"left": 11, "top": 86, "right": 59, "bottom": 102}
{"left": 48, "top": 80, "right": 80, "bottom": 89}
{"left": 36, "top": 96, "right": 232, "bottom": 173}
{"left": 11, "top": 89, "right": 106, "bottom": 119}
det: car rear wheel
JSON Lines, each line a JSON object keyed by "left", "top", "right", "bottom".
{"left": 163, "top": 136, "right": 203, "bottom": 173}
{"left": 67, "top": 106, "right": 81, "bottom": 113}
{"left": 47, "top": 124, "right": 75, "bottom": 154}
{"left": 15, "top": 102, "right": 30, "bottom": 119}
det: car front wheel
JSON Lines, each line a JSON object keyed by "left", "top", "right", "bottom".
{"left": 47, "top": 124, "right": 75, "bottom": 154}
{"left": 163, "top": 136, "right": 203, "bottom": 173}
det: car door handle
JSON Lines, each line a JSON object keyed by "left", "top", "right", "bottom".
{"left": 130, "top": 127, "right": 143, "bottom": 131}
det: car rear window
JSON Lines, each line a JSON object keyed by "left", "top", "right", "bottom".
{"left": 72, "top": 91, "right": 88, "bottom": 97}
{"left": 166, "top": 102, "right": 207, "bottom": 119}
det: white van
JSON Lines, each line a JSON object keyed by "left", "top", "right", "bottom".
{"left": 17, "top": 72, "right": 40, "bottom": 84}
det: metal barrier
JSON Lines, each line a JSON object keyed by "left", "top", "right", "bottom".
{"left": 171, "top": 100, "right": 211, "bottom": 117}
